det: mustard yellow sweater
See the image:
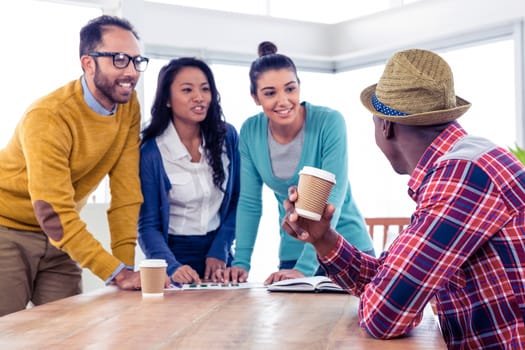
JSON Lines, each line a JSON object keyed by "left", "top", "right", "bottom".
{"left": 0, "top": 78, "right": 143, "bottom": 280}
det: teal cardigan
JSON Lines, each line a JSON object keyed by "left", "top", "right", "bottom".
{"left": 232, "top": 101, "right": 373, "bottom": 276}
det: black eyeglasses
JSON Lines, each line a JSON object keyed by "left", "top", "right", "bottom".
{"left": 88, "top": 52, "right": 149, "bottom": 72}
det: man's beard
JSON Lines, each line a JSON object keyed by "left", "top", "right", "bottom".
{"left": 93, "top": 64, "right": 134, "bottom": 106}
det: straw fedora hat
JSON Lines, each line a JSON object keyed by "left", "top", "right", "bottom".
{"left": 360, "top": 49, "right": 471, "bottom": 126}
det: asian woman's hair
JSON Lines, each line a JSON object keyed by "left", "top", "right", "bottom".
{"left": 142, "top": 57, "right": 227, "bottom": 190}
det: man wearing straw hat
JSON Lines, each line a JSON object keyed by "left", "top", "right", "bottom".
{"left": 282, "top": 49, "right": 525, "bottom": 348}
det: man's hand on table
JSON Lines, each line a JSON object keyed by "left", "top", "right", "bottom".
{"left": 113, "top": 269, "right": 141, "bottom": 290}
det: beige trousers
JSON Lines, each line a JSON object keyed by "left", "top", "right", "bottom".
{"left": 0, "top": 225, "right": 82, "bottom": 317}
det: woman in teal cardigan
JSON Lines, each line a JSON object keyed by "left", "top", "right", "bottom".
{"left": 219, "top": 42, "right": 374, "bottom": 285}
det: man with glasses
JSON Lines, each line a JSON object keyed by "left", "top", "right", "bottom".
{"left": 0, "top": 15, "right": 149, "bottom": 316}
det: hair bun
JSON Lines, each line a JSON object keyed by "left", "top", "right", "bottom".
{"left": 258, "top": 41, "right": 278, "bottom": 57}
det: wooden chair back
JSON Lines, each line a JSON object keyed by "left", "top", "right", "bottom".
{"left": 365, "top": 217, "right": 411, "bottom": 251}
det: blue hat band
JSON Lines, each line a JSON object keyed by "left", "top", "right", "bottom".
{"left": 372, "top": 94, "right": 408, "bottom": 116}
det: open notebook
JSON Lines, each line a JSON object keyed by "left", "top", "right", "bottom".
{"left": 267, "top": 276, "right": 345, "bottom": 293}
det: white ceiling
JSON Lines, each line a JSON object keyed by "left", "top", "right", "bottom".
{"left": 147, "top": 0, "right": 423, "bottom": 24}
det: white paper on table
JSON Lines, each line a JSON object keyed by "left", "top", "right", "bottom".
{"left": 165, "top": 282, "right": 265, "bottom": 291}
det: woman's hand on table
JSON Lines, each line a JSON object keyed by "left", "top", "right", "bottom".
{"left": 204, "top": 257, "right": 226, "bottom": 281}
{"left": 171, "top": 265, "right": 202, "bottom": 285}
{"left": 264, "top": 269, "right": 304, "bottom": 285}
{"left": 215, "top": 266, "right": 248, "bottom": 283}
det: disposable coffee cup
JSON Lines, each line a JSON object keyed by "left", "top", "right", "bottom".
{"left": 139, "top": 259, "right": 167, "bottom": 297}
{"left": 295, "top": 166, "right": 336, "bottom": 221}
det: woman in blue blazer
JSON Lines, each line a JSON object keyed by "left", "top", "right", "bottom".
{"left": 138, "top": 57, "right": 240, "bottom": 285}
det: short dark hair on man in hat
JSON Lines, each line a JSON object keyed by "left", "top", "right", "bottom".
{"left": 360, "top": 49, "right": 471, "bottom": 126}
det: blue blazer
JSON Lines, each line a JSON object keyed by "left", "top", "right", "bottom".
{"left": 138, "top": 123, "right": 240, "bottom": 276}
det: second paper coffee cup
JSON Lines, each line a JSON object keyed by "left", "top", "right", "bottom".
{"left": 295, "top": 166, "right": 336, "bottom": 221}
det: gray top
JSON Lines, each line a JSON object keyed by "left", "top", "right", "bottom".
{"left": 267, "top": 124, "right": 305, "bottom": 179}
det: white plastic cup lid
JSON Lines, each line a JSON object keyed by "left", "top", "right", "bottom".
{"left": 139, "top": 259, "right": 167, "bottom": 268}
{"left": 299, "top": 166, "right": 336, "bottom": 184}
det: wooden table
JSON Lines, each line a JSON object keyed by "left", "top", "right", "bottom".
{"left": 0, "top": 286, "right": 446, "bottom": 349}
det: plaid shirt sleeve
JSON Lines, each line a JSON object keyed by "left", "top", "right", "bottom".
{"left": 320, "top": 159, "right": 510, "bottom": 340}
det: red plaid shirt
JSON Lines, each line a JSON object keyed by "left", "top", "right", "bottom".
{"left": 320, "top": 122, "right": 525, "bottom": 349}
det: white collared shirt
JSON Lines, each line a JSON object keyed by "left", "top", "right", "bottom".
{"left": 156, "top": 122, "right": 228, "bottom": 235}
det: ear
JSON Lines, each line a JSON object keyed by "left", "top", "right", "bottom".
{"left": 251, "top": 93, "right": 261, "bottom": 106}
{"left": 383, "top": 119, "right": 395, "bottom": 139}
{"left": 81, "top": 55, "right": 95, "bottom": 75}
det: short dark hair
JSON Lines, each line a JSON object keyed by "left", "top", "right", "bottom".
{"left": 249, "top": 41, "right": 300, "bottom": 95}
{"left": 79, "top": 15, "right": 139, "bottom": 58}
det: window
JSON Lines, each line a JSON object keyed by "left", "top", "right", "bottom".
{"left": 142, "top": 37, "right": 517, "bottom": 279}
{"left": 1, "top": 0, "right": 105, "bottom": 201}
{"left": 333, "top": 39, "right": 516, "bottom": 220}
{"left": 441, "top": 40, "right": 515, "bottom": 148}
{"left": 3, "top": 1, "right": 518, "bottom": 281}
{"left": 353, "top": 40, "right": 516, "bottom": 216}
{"left": 0, "top": 1, "right": 101, "bottom": 148}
